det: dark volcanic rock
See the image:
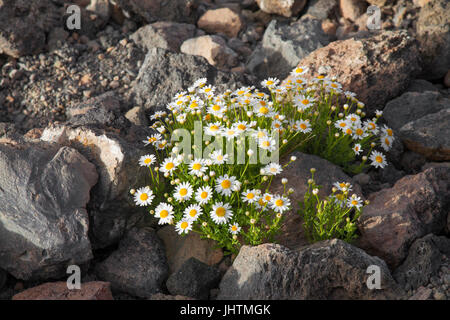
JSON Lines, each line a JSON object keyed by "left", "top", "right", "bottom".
{"left": 394, "top": 234, "right": 450, "bottom": 291}
{"left": 166, "top": 257, "right": 221, "bottom": 299}
{"left": 95, "top": 227, "right": 168, "bottom": 298}
{"left": 358, "top": 165, "right": 450, "bottom": 268}
{"left": 218, "top": 240, "right": 404, "bottom": 300}
{"left": 0, "top": 140, "right": 97, "bottom": 280}
{"left": 133, "top": 47, "right": 248, "bottom": 111}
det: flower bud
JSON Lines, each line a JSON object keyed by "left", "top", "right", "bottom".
{"left": 282, "top": 178, "right": 288, "bottom": 184}
{"left": 130, "top": 189, "right": 136, "bottom": 195}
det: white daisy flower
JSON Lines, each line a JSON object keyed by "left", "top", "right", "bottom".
{"left": 208, "top": 103, "right": 226, "bottom": 117}
{"left": 183, "top": 204, "right": 203, "bottom": 222}
{"left": 215, "top": 174, "right": 237, "bottom": 197}
{"left": 381, "top": 125, "right": 394, "bottom": 141}
{"left": 210, "top": 150, "right": 228, "bottom": 165}
{"left": 270, "top": 195, "right": 291, "bottom": 213}
{"left": 195, "top": 185, "right": 213, "bottom": 205}
{"left": 290, "top": 66, "right": 308, "bottom": 77}
{"left": 252, "top": 128, "right": 269, "bottom": 140}
{"left": 293, "top": 94, "right": 315, "bottom": 110}
{"left": 221, "top": 127, "right": 240, "bottom": 141}
{"left": 139, "top": 154, "right": 156, "bottom": 167}
{"left": 210, "top": 202, "right": 233, "bottom": 224}
{"left": 229, "top": 222, "right": 241, "bottom": 235}
{"left": 155, "top": 202, "right": 174, "bottom": 225}
{"left": 154, "top": 139, "right": 168, "bottom": 150}
{"left": 335, "top": 119, "right": 351, "bottom": 131}
{"left": 297, "top": 119, "right": 312, "bottom": 133}
{"left": 204, "top": 122, "right": 222, "bottom": 136}
{"left": 333, "top": 182, "right": 353, "bottom": 192}
{"left": 234, "top": 121, "right": 249, "bottom": 133}
{"left": 261, "top": 77, "right": 280, "bottom": 89}
{"left": 271, "top": 120, "right": 284, "bottom": 132}
{"left": 175, "top": 219, "right": 193, "bottom": 235}
{"left": 369, "top": 150, "right": 387, "bottom": 169}
{"left": 264, "top": 162, "right": 282, "bottom": 176}
{"left": 200, "top": 84, "right": 215, "bottom": 95}
{"left": 347, "top": 195, "right": 363, "bottom": 210}
{"left": 143, "top": 133, "right": 162, "bottom": 146}
{"left": 381, "top": 135, "right": 393, "bottom": 151}
{"left": 346, "top": 113, "right": 361, "bottom": 126}
{"left": 258, "top": 137, "right": 277, "bottom": 152}
{"left": 193, "top": 78, "right": 207, "bottom": 88}
{"left": 133, "top": 186, "right": 154, "bottom": 206}
{"left": 189, "top": 158, "right": 207, "bottom": 177}
{"left": 160, "top": 157, "right": 180, "bottom": 174}
{"left": 173, "top": 181, "right": 194, "bottom": 202}
{"left": 241, "top": 189, "right": 259, "bottom": 204}
{"left": 187, "top": 96, "right": 204, "bottom": 112}
{"left": 363, "top": 120, "right": 379, "bottom": 135}
{"left": 353, "top": 143, "right": 363, "bottom": 155}
{"left": 352, "top": 126, "right": 368, "bottom": 140}
{"left": 253, "top": 101, "right": 272, "bottom": 117}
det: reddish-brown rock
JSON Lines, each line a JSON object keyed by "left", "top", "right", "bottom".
{"left": 197, "top": 8, "right": 244, "bottom": 38}
{"left": 293, "top": 30, "right": 421, "bottom": 115}
{"left": 339, "top": 0, "right": 367, "bottom": 22}
{"left": 255, "top": 0, "right": 307, "bottom": 18}
{"left": 357, "top": 165, "right": 450, "bottom": 268}
{"left": 12, "top": 282, "right": 114, "bottom": 300}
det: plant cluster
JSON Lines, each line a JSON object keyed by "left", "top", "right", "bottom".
{"left": 130, "top": 66, "right": 393, "bottom": 253}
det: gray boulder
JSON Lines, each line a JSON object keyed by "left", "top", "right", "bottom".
{"left": 383, "top": 91, "right": 450, "bottom": 132}
{"left": 247, "top": 15, "right": 330, "bottom": 80}
{"left": 130, "top": 21, "right": 197, "bottom": 52}
{"left": 0, "top": 141, "right": 97, "bottom": 280}
{"left": 132, "top": 47, "right": 248, "bottom": 111}
{"left": 95, "top": 227, "right": 168, "bottom": 298}
{"left": 399, "top": 108, "right": 450, "bottom": 161}
{"left": 218, "top": 240, "right": 404, "bottom": 299}
{"left": 394, "top": 234, "right": 450, "bottom": 292}
{"left": 40, "top": 123, "right": 147, "bottom": 248}
{"left": 166, "top": 257, "right": 221, "bottom": 299}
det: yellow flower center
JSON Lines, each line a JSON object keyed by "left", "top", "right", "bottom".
{"left": 221, "top": 180, "right": 231, "bottom": 189}
{"left": 356, "top": 128, "right": 364, "bottom": 136}
{"left": 210, "top": 125, "right": 219, "bottom": 131}
{"left": 237, "top": 90, "right": 245, "bottom": 95}
{"left": 180, "top": 221, "right": 189, "bottom": 229}
{"left": 259, "top": 107, "right": 269, "bottom": 114}
{"left": 179, "top": 188, "right": 188, "bottom": 196}
{"left": 144, "top": 158, "right": 151, "bottom": 164}
{"left": 265, "top": 195, "right": 271, "bottom": 201}
{"left": 376, "top": 156, "right": 383, "bottom": 163}
{"left": 217, "top": 155, "right": 223, "bottom": 161}
{"left": 190, "top": 102, "right": 198, "bottom": 109}
{"left": 266, "top": 80, "right": 274, "bottom": 85}
{"left": 165, "top": 162, "right": 174, "bottom": 170}
{"left": 192, "top": 163, "right": 202, "bottom": 171}
{"left": 300, "top": 123, "right": 307, "bottom": 130}
{"left": 200, "top": 191, "right": 208, "bottom": 199}
{"left": 346, "top": 128, "right": 353, "bottom": 135}
{"left": 231, "top": 225, "right": 238, "bottom": 231}
{"left": 189, "top": 210, "right": 197, "bottom": 217}
{"left": 351, "top": 200, "right": 358, "bottom": 206}
{"left": 238, "top": 124, "right": 246, "bottom": 130}
{"left": 296, "top": 68, "right": 303, "bottom": 73}
{"left": 216, "top": 207, "right": 226, "bottom": 217}
{"left": 340, "top": 122, "right": 347, "bottom": 127}
{"left": 275, "top": 199, "right": 284, "bottom": 207}
{"left": 257, "top": 131, "right": 266, "bottom": 138}
{"left": 160, "top": 210, "right": 169, "bottom": 218}
{"left": 140, "top": 193, "right": 148, "bottom": 201}
{"left": 387, "top": 129, "right": 393, "bottom": 136}
{"left": 246, "top": 193, "right": 255, "bottom": 199}
{"left": 262, "top": 140, "right": 270, "bottom": 147}
{"left": 302, "top": 99, "right": 310, "bottom": 105}
{"left": 212, "top": 105, "right": 221, "bottom": 111}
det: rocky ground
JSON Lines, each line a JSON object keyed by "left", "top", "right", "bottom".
{"left": 0, "top": 0, "right": 449, "bottom": 300}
